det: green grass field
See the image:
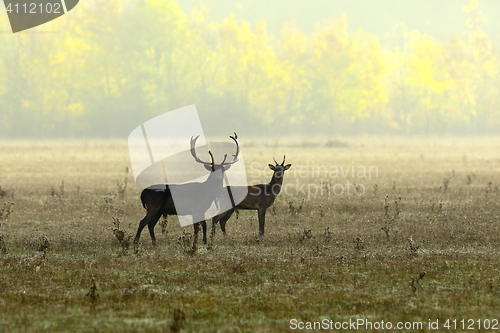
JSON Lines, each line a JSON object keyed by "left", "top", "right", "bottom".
{"left": 0, "top": 138, "right": 499, "bottom": 332}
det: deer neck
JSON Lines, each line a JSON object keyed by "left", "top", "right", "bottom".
{"left": 268, "top": 173, "right": 284, "bottom": 196}
{"left": 207, "top": 170, "right": 224, "bottom": 191}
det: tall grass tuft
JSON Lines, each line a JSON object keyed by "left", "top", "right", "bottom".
{"left": 86, "top": 278, "right": 99, "bottom": 309}
{"left": 442, "top": 177, "right": 450, "bottom": 192}
{"left": 410, "top": 271, "right": 426, "bottom": 293}
{"left": 112, "top": 217, "right": 131, "bottom": 255}
{"left": 116, "top": 178, "right": 127, "bottom": 198}
{"left": 408, "top": 236, "right": 420, "bottom": 255}
{"left": 0, "top": 235, "right": 7, "bottom": 254}
{"left": 0, "top": 202, "right": 14, "bottom": 219}
{"left": 395, "top": 197, "right": 401, "bottom": 216}
{"left": 38, "top": 235, "right": 50, "bottom": 252}
{"left": 0, "top": 186, "right": 6, "bottom": 197}
{"left": 289, "top": 199, "right": 304, "bottom": 215}
{"left": 170, "top": 309, "right": 186, "bottom": 333}
{"left": 159, "top": 215, "right": 168, "bottom": 235}
{"left": 51, "top": 180, "right": 65, "bottom": 197}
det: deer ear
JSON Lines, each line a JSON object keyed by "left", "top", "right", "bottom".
{"left": 204, "top": 164, "right": 213, "bottom": 171}
{"left": 268, "top": 164, "right": 275, "bottom": 170}
{"left": 284, "top": 164, "right": 291, "bottom": 171}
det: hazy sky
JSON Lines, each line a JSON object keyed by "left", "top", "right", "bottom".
{"left": 178, "top": 0, "right": 500, "bottom": 47}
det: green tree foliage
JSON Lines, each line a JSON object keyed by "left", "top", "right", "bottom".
{"left": 0, "top": 0, "right": 498, "bottom": 137}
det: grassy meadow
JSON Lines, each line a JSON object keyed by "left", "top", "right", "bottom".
{"left": 0, "top": 138, "right": 499, "bottom": 332}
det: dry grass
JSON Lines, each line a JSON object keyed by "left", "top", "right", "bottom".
{"left": 0, "top": 138, "right": 499, "bottom": 332}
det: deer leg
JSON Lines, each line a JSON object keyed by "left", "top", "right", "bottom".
{"left": 134, "top": 219, "right": 148, "bottom": 244}
{"left": 135, "top": 210, "right": 162, "bottom": 245}
{"left": 192, "top": 221, "right": 200, "bottom": 251}
{"left": 201, "top": 220, "right": 207, "bottom": 244}
{"left": 147, "top": 214, "right": 162, "bottom": 247}
{"left": 211, "top": 216, "right": 218, "bottom": 237}
{"left": 219, "top": 209, "right": 235, "bottom": 235}
{"left": 211, "top": 209, "right": 233, "bottom": 238}
{"left": 211, "top": 213, "right": 222, "bottom": 237}
{"left": 258, "top": 208, "right": 267, "bottom": 236}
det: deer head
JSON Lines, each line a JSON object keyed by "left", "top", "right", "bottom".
{"left": 268, "top": 155, "right": 291, "bottom": 178}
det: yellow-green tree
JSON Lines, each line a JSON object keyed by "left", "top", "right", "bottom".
{"left": 461, "top": 1, "right": 500, "bottom": 133}
{"left": 1, "top": 0, "right": 499, "bottom": 137}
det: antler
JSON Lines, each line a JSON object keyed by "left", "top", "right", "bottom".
{"left": 220, "top": 132, "right": 239, "bottom": 166}
{"left": 190, "top": 136, "right": 214, "bottom": 169}
{"left": 207, "top": 151, "right": 215, "bottom": 171}
{"left": 191, "top": 133, "right": 240, "bottom": 168}
{"left": 273, "top": 155, "right": 286, "bottom": 166}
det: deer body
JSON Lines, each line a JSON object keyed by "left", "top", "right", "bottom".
{"left": 134, "top": 134, "right": 239, "bottom": 247}
{"left": 212, "top": 157, "right": 291, "bottom": 236}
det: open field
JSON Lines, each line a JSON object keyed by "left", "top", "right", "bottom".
{"left": 0, "top": 138, "right": 499, "bottom": 332}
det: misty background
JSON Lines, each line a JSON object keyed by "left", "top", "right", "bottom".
{"left": 0, "top": 0, "right": 499, "bottom": 138}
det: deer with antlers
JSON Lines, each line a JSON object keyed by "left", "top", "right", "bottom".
{"left": 134, "top": 133, "right": 240, "bottom": 248}
{"left": 212, "top": 156, "right": 291, "bottom": 237}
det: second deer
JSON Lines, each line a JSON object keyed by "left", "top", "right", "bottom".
{"left": 212, "top": 156, "right": 291, "bottom": 237}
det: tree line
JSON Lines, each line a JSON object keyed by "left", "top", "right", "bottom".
{"left": 0, "top": 0, "right": 498, "bottom": 137}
